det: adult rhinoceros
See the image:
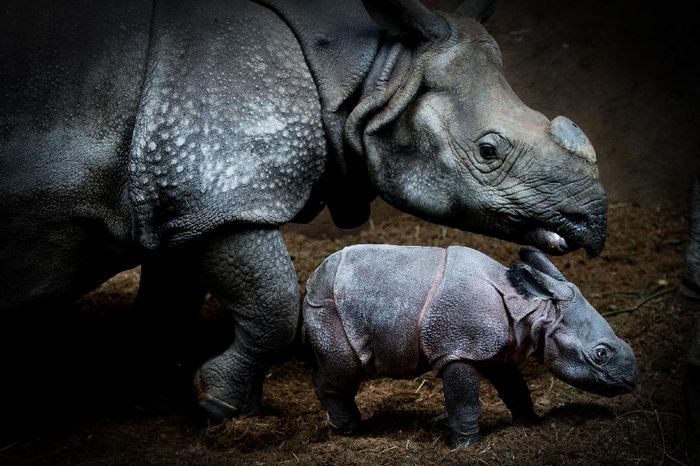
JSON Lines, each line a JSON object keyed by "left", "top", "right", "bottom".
{"left": 0, "top": 0, "right": 607, "bottom": 418}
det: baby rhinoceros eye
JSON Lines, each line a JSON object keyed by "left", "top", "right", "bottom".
{"left": 593, "top": 346, "right": 609, "bottom": 365}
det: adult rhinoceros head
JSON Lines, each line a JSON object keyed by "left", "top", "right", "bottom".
{"left": 346, "top": 0, "right": 606, "bottom": 256}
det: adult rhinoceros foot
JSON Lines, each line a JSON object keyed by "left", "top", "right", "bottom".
{"left": 194, "top": 365, "right": 241, "bottom": 420}
{"left": 197, "top": 392, "right": 239, "bottom": 421}
{"left": 194, "top": 368, "right": 264, "bottom": 419}
{"left": 194, "top": 356, "right": 265, "bottom": 420}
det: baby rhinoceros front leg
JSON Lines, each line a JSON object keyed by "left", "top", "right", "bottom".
{"left": 442, "top": 361, "right": 542, "bottom": 448}
{"left": 480, "top": 363, "right": 541, "bottom": 427}
{"left": 441, "top": 361, "right": 482, "bottom": 448}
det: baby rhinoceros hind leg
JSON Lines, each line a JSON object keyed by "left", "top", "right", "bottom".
{"left": 303, "top": 271, "right": 363, "bottom": 433}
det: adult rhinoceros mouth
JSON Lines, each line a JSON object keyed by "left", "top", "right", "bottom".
{"left": 525, "top": 227, "right": 572, "bottom": 255}
{"left": 523, "top": 213, "right": 606, "bottom": 257}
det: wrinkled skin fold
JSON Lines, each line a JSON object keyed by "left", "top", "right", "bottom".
{"left": 0, "top": 0, "right": 608, "bottom": 418}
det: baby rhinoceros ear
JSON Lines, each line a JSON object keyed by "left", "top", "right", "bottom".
{"left": 507, "top": 264, "right": 571, "bottom": 301}
{"left": 518, "top": 246, "right": 567, "bottom": 281}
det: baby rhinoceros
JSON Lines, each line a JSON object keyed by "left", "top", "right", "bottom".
{"left": 302, "top": 245, "right": 637, "bottom": 448}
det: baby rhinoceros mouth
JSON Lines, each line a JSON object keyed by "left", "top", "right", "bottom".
{"left": 579, "top": 374, "right": 636, "bottom": 398}
{"left": 570, "top": 348, "right": 638, "bottom": 398}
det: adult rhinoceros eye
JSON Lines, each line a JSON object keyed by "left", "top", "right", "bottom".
{"left": 474, "top": 133, "right": 510, "bottom": 163}
{"left": 593, "top": 346, "right": 609, "bottom": 365}
{"left": 479, "top": 143, "right": 498, "bottom": 160}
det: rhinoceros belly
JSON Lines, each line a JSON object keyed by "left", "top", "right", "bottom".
{"left": 129, "top": 0, "right": 327, "bottom": 248}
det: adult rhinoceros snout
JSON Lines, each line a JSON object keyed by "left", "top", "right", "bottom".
{"left": 581, "top": 213, "right": 607, "bottom": 257}
{"left": 550, "top": 116, "right": 596, "bottom": 164}
{"left": 526, "top": 212, "right": 606, "bottom": 257}
{"left": 560, "top": 211, "right": 606, "bottom": 257}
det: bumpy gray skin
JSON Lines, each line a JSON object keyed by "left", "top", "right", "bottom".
{"left": 680, "top": 174, "right": 700, "bottom": 461}
{"left": 303, "top": 246, "right": 637, "bottom": 448}
{"left": 1, "top": 0, "right": 607, "bottom": 418}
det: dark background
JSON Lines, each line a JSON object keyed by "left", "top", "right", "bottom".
{"left": 439, "top": 0, "right": 700, "bottom": 204}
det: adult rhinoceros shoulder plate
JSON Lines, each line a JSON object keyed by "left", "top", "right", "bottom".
{"left": 129, "top": 0, "right": 327, "bottom": 248}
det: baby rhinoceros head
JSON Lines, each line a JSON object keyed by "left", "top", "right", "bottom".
{"left": 545, "top": 291, "right": 637, "bottom": 397}
{"left": 513, "top": 247, "right": 637, "bottom": 397}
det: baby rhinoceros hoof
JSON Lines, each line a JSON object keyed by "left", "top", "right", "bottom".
{"left": 450, "top": 434, "right": 481, "bottom": 450}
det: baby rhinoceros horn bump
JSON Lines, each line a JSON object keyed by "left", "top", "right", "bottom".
{"left": 549, "top": 116, "right": 597, "bottom": 163}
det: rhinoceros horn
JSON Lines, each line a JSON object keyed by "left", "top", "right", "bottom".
{"left": 549, "top": 116, "right": 597, "bottom": 164}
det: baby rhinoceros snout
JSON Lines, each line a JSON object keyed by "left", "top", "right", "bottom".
{"left": 577, "top": 337, "right": 638, "bottom": 398}
{"left": 603, "top": 339, "right": 638, "bottom": 396}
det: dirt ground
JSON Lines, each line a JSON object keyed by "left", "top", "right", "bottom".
{"left": 2, "top": 0, "right": 699, "bottom": 465}
{"left": 0, "top": 202, "right": 695, "bottom": 465}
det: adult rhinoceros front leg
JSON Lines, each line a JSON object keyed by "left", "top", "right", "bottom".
{"left": 193, "top": 227, "right": 299, "bottom": 419}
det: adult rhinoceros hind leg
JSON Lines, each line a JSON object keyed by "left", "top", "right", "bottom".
{"left": 135, "top": 250, "right": 207, "bottom": 404}
{"left": 194, "top": 227, "right": 299, "bottom": 419}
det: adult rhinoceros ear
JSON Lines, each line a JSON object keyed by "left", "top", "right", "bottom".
{"left": 362, "top": 0, "right": 450, "bottom": 42}
{"left": 518, "top": 247, "right": 567, "bottom": 281}
{"left": 452, "top": 0, "right": 496, "bottom": 22}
